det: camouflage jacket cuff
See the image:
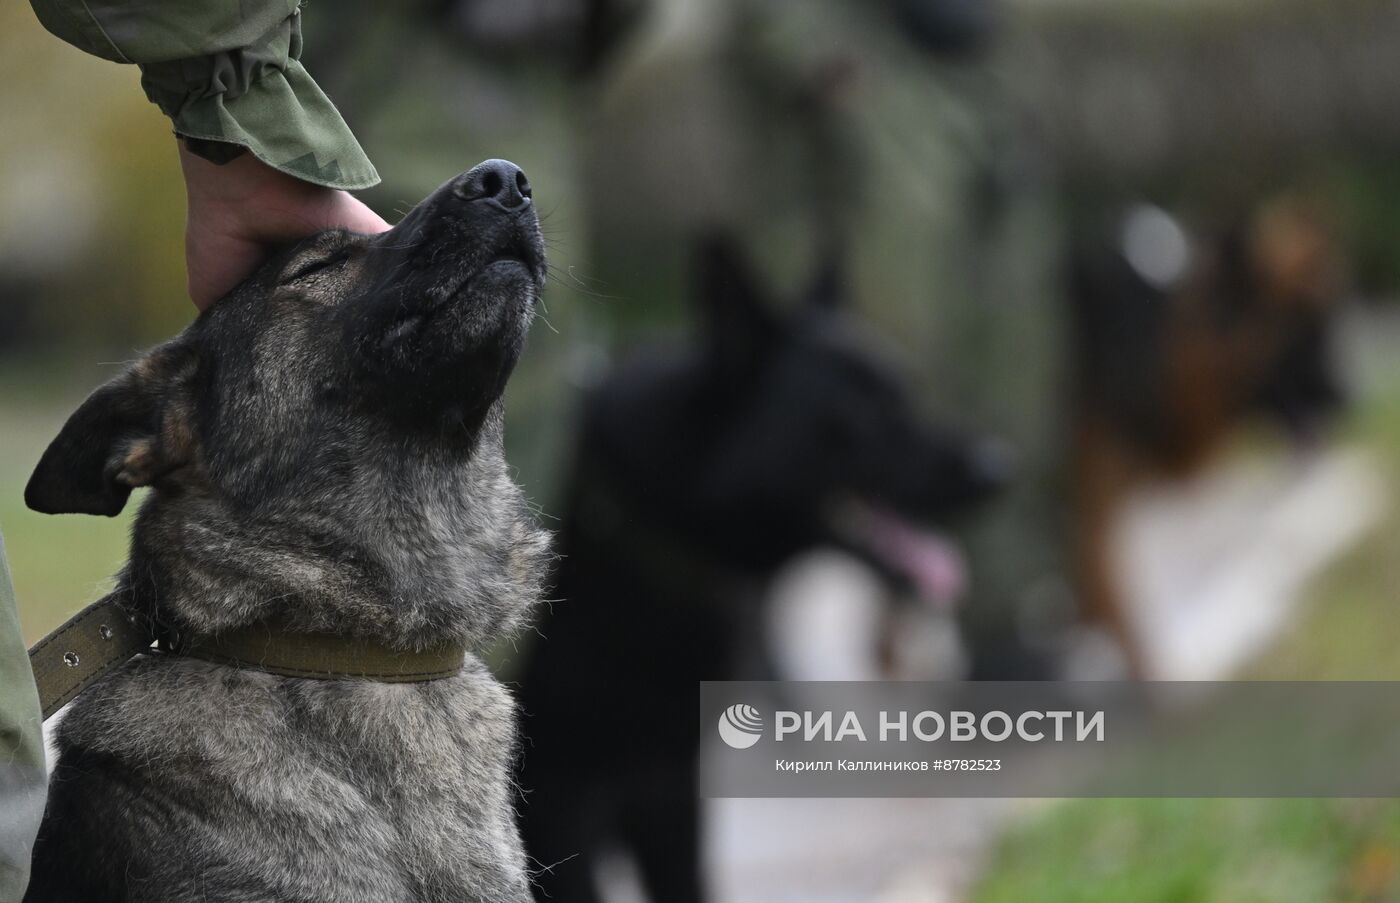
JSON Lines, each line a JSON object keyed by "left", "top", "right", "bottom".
{"left": 138, "top": 13, "right": 378, "bottom": 190}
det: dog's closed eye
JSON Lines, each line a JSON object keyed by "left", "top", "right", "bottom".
{"left": 287, "top": 250, "right": 352, "bottom": 283}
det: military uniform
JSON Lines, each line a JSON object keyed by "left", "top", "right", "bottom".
{"left": 0, "top": 536, "right": 44, "bottom": 903}
{"left": 4, "top": 4, "right": 370, "bottom": 897}
{"left": 29, "top": 0, "right": 377, "bottom": 190}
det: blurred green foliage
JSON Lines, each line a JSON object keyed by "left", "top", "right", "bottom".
{"left": 0, "top": 3, "right": 190, "bottom": 352}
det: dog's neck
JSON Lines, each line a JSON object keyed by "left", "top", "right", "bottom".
{"left": 119, "top": 444, "right": 550, "bottom": 653}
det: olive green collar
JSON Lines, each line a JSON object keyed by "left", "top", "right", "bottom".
{"left": 175, "top": 620, "right": 465, "bottom": 683}
{"left": 29, "top": 596, "right": 465, "bottom": 720}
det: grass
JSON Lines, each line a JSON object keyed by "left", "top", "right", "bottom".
{"left": 977, "top": 799, "right": 1400, "bottom": 903}
{"left": 972, "top": 320, "right": 1400, "bottom": 903}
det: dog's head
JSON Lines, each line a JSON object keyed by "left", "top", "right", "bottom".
{"left": 585, "top": 235, "right": 1009, "bottom": 604}
{"left": 1070, "top": 199, "right": 1346, "bottom": 464}
{"left": 26, "top": 160, "right": 551, "bottom": 648}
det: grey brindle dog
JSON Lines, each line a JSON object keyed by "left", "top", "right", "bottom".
{"left": 21, "top": 160, "right": 551, "bottom": 902}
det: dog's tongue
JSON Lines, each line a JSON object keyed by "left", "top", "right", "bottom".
{"left": 849, "top": 504, "right": 967, "bottom": 609}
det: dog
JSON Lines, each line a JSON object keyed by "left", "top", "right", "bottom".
{"left": 517, "top": 235, "right": 1008, "bottom": 903}
{"left": 22, "top": 159, "right": 551, "bottom": 902}
{"left": 1068, "top": 199, "right": 1347, "bottom": 675}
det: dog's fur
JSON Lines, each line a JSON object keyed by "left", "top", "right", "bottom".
{"left": 1068, "top": 199, "right": 1346, "bottom": 674}
{"left": 518, "top": 237, "right": 1006, "bottom": 903}
{"left": 23, "top": 161, "right": 551, "bottom": 903}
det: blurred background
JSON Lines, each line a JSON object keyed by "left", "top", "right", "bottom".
{"left": 4, "top": 0, "right": 1400, "bottom": 900}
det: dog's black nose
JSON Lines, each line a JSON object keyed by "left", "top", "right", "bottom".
{"left": 454, "top": 159, "right": 532, "bottom": 210}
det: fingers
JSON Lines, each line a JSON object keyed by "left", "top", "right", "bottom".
{"left": 179, "top": 144, "right": 389, "bottom": 309}
{"left": 329, "top": 193, "right": 392, "bottom": 236}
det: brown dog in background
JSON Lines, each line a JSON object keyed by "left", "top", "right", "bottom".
{"left": 1068, "top": 198, "right": 1348, "bottom": 675}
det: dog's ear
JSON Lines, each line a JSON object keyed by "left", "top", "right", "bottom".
{"left": 26, "top": 343, "right": 199, "bottom": 517}
{"left": 693, "top": 233, "right": 779, "bottom": 377}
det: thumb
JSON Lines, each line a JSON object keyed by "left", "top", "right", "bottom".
{"left": 326, "top": 193, "right": 392, "bottom": 235}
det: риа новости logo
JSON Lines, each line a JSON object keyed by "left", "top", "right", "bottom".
{"left": 718, "top": 704, "right": 764, "bottom": 749}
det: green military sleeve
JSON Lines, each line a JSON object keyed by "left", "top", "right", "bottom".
{"left": 29, "top": 0, "right": 379, "bottom": 190}
{"left": 0, "top": 533, "right": 45, "bottom": 903}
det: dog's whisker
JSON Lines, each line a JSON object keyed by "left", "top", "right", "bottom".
{"left": 526, "top": 852, "right": 581, "bottom": 881}
{"left": 542, "top": 266, "right": 624, "bottom": 301}
{"left": 534, "top": 311, "right": 561, "bottom": 335}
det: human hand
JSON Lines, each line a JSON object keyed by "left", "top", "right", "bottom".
{"left": 179, "top": 144, "right": 391, "bottom": 310}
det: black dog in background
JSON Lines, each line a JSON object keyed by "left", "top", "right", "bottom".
{"left": 518, "top": 237, "right": 1007, "bottom": 903}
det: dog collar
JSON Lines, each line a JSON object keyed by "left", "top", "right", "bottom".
{"left": 175, "top": 619, "right": 466, "bottom": 683}
{"left": 29, "top": 596, "right": 466, "bottom": 720}
{"left": 29, "top": 596, "right": 152, "bottom": 720}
